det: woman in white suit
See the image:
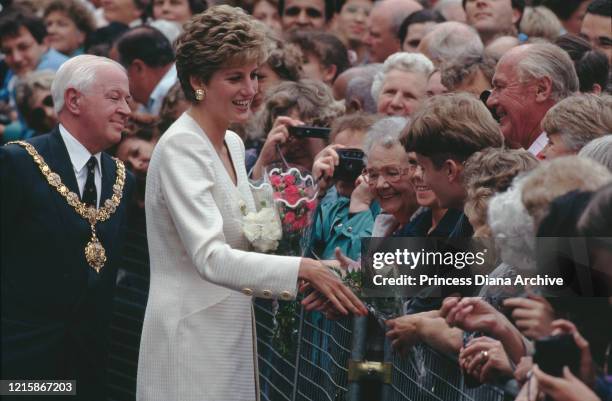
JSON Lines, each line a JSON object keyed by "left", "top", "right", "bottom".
{"left": 136, "top": 5, "right": 367, "bottom": 401}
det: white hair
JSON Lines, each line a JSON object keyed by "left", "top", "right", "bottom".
{"left": 371, "top": 52, "right": 434, "bottom": 101}
{"left": 51, "top": 55, "right": 126, "bottom": 114}
{"left": 578, "top": 135, "right": 612, "bottom": 174}
{"left": 363, "top": 116, "right": 409, "bottom": 160}
{"left": 421, "top": 22, "right": 484, "bottom": 64}
{"left": 488, "top": 175, "right": 537, "bottom": 272}
{"left": 514, "top": 43, "right": 579, "bottom": 102}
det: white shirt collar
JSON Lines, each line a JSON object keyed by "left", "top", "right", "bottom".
{"left": 147, "top": 64, "right": 177, "bottom": 115}
{"left": 527, "top": 131, "right": 549, "bottom": 157}
{"left": 58, "top": 124, "right": 102, "bottom": 174}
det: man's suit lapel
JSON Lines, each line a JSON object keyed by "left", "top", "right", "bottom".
{"left": 46, "top": 129, "right": 80, "bottom": 196}
{"left": 45, "top": 129, "right": 87, "bottom": 241}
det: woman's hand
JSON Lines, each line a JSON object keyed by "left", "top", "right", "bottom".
{"left": 514, "top": 373, "right": 539, "bottom": 401}
{"left": 349, "top": 175, "right": 375, "bottom": 213}
{"left": 514, "top": 356, "right": 534, "bottom": 385}
{"left": 533, "top": 365, "right": 600, "bottom": 401}
{"left": 298, "top": 258, "right": 368, "bottom": 317}
{"left": 504, "top": 294, "right": 555, "bottom": 340}
{"left": 442, "top": 297, "right": 526, "bottom": 363}
{"left": 312, "top": 144, "right": 343, "bottom": 192}
{"left": 550, "top": 319, "right": 595, "bottom": 387}
{"left": 252, "top": 116, "right": 303, "bottom": 179}
{"left": 385, "top": 314, "right": 423, "bottom": 356}
{"left": 459, "top": 336, "right": 514, "bottom": 383}
{"left": 442, "top": 297, "right": 501, "bottom": 334}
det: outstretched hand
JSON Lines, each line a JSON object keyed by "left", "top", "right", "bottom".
{"left": 441, "top": 297, "right": 500, "bottom": 334}
{"left": 503, "top": 293, "right": 555, "bottom": 340}
{"left": 298, "top": 258, "right": 367, "bottom": 317}
{"left": 459, "top": 336, "right": 513, "bottom": 383}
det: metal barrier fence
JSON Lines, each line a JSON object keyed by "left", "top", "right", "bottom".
{"left": 255, "top": 300, "right": 511, "bottom": 401}
{"left": 388, "top": 346, "right": 506, "bottom": 401}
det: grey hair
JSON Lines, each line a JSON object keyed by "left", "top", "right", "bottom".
{"left": 371, "top": 52, "right": 434, "bottom": 101}
{"left": 487, "top": 175, "right": 537, "bottom": 272}
{"left": 422, "top": 22, "right": 484, "bottom": 65}
{"left": 515, "top": 43, "right": 579, "bottom": 102}
{"left": 51, "top": 55, "right": 126, "bottom": 114}
{"left": 434, "top": 0, "right": 462, "bottom": 19}
{"left": 15, "top": 70, "right": 55, "bottom": 110}
{"left": 363, "top": 116, "right": 410, "bottom": 160}
{"left": 519, "top": 6, "right": 562, "bottom": 42}
{"left": 440, "top": 49, "right": 496, "bottom": 91}
{"left": 578, "top": 135, "right": 612, "bottom": 174}
{"left": 541, "top": 94, "right": 612, "bottom": 151}
{"left": 346, "top": 64, "right": 382, "bottom": 114}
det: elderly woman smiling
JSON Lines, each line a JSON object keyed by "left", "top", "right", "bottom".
{"left": 371, "top": 52, "right": 434, "bottom": 117}
{"left": 361, "top": 117, "right": 419, "bottom": 236}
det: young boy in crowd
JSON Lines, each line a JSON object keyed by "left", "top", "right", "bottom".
{"left": 401, "top": 92, "right": 504, "bottom": 237}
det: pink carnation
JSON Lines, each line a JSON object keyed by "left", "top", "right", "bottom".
{"left": 284, "top": 211, "right": 296, "bottom": 224}
{"left": 286, "top": 193, "right": 301, "bottom": 204}
{"left": 306, "top": 200, "right": 317, "bottom": 210}
{"left": 270, "top": 175, "right": 282, "bottom": 187}
{"left": 283, "top": 174, "right": 296, "bottom": 185}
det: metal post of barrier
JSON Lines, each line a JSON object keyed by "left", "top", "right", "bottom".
{"left": 291, "top": 305, "right": 305, "bottom": 401}
{"left": 347, "top": 315, "right": 367, "bottom": 401}
{"left": 380, "top": 329, "right": 394, "bottom": 401}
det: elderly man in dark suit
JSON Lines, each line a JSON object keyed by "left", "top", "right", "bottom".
{"left": 1, "top": 54, "right": 134, "bottom": 400}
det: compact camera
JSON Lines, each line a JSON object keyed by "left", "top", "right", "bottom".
{"left": 288, "top": 125, "right": 331, "bottom": 140}
{"left": 534, "top": 334, "right": 580, "bottom": 377}
{"left": 333, "top": 148, "right": 365, "bottom": 182}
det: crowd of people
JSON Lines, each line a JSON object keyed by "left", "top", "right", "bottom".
{"left": 1, "top": 0, "right": 611, "bottom": 400}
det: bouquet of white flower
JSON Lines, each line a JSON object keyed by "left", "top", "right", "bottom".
{"left": 242, "top": 206, "right": 282, "bottom": 253}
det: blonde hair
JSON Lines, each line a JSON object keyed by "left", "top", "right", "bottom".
{"left": 541, "top": 94, "right": 612, "bottom": 151}
{"left": 520, "top": 6, "right": 562, "bottom": 41}
{"left": 463, "top": 148, "right": 538, "bottom": 237}
{"left": 175, "top": 5, "right": 268, "bottom": 102}
{"left": 521, "top": 156, "right": 612, "bottom": 226}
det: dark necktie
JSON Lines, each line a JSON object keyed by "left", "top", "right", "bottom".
{"left": 83, "top": 156, "right": 97, "bottom": 208}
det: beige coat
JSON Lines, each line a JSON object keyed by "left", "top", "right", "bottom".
{"left": 137, "top": 113, "right": 300, "bottom": 401}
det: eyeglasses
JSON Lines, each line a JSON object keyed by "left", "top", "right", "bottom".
{"left": 361, "top": 165, "right": 412, "bottom": 185}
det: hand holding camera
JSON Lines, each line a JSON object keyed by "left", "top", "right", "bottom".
{"left": 252, "top": 116, "right": 304, "bottom": 179}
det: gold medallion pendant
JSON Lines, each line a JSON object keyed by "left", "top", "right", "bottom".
{"left": 8, "top": 141, "right": 125, "bottom": 273}
{"left": 85, "top": 226, "right": 107, "bottom": 273}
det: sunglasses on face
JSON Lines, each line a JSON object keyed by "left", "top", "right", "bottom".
{"left": 30, "top": 95, "right": 54, "bottom": 120}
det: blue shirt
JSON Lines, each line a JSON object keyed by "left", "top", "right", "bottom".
{"left": 308, "top": 192, "right": 380, "bottom": 260}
